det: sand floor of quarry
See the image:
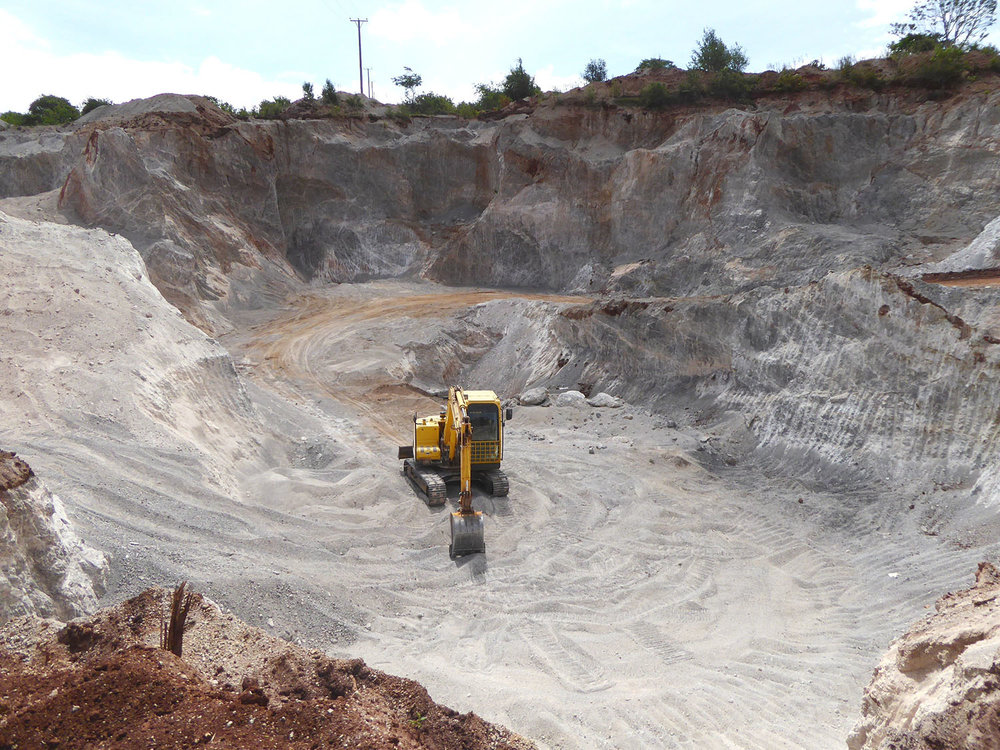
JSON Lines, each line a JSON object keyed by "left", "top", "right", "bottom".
{"left": 201, "top": 281, "right": 994, "bottom": 748}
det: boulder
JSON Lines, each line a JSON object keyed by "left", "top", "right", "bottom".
{"left": 587, "top": 392, "right": 624, "bottom": 408}
{"left": 554, "top": 390, "right": 587, "bottom": 408}
{"left": 519, "top": 387, "right": 548, "bottom": 406}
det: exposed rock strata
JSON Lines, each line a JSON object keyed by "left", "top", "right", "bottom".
{"left": 0, "top": 451, "right": 106, "bottom": 623}
{"left": 849, "top": 562, "right": 1000, "bottom": 750}
{"left": 4, "top": 88, "right": 1000, "bottom": 329}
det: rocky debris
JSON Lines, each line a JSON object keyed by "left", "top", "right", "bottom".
{"left": 553, "top": 390, "right": 587, "bottom": 408}
{"left": 849, "top": 562, "right": 1000, "bottom": 750}
{"left": 0, "top": 452, "right": 106, "bottom": 625}
{"left": 586, "top": 392, "right": 623, "bottom": 408}
{"left": 0, "top": 588, "right": 535, "bottom": 749}
{"left": 518, "top": 387, "right": 548, "bottom": 406}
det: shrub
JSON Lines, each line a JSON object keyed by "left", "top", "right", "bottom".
{"left": 839, "top": 58, "right": 886, "bottom": 89}
{"left": 206, "top": 97, "right": 238, "bottom": 116}
{"left": 639, "top": 82, "right": 671, "bottom": 108}
{"left": 583, "top": 58, "right": 608, "bottom": 83}
{"left": 636, "top": 57, "right": 676, "bottom": 72}
{"left": 392, "top": 67, "right": 422, "bottom": 102}
{"left": 773, "top": 68, "right": 807, "bottom": 92}
{"left": 302, "top": 82, "right": 315, "bottom": 100}
{"left": 677, "top": 70, "right": 706, "bottom": 102}
{"left": 909, "top": 44, "right": 969, "bottom": 87}
{"left": 23, "top": 95, "right": 80, "bottom": 125}
{"left": 475, "top": 83, "right": 510, "bottom": 111}
{"left": 408, "top": 92, "right": 456, "bottom": 115}
{"left": 503, "top": 58, "right": 540, "bottom": 100}
{"left": 709, "top": 69, "right": 753, "bottom": 100}
{"left": 0, "top": 111, "right": 26, "bottom": 126}
{"left": 321, "top": 79, "right": 339, "bottom": 105}
{"left": 345, "top": 94, "right": 364, "bottom": 110}
{"left": 889, "top": 32, "right": 942, "bottom": 56}
{"left": 691, "top": 28, "right": 748, "bottom": 72}
{"left": 256, "top": 96, "right": 291, "bottom": 119}
{"left": 80, "top": 97, "right": 112, "bottom": 115}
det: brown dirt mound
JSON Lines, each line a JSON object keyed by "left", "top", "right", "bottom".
{"left": 849, "top": 562, "right": 1000, "bottom": 750}
{"left": 0, "top": 588, "right": 534, "bottom": 750}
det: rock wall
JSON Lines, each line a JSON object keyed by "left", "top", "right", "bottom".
{"left": 4, "top": 88, "right": 1000, "bottom": 327}
{"left": 0, "top": 451, "right": 106, "bottom": 623}
{"left": 433, "top": 266, "right": 1000, "bottom": 522}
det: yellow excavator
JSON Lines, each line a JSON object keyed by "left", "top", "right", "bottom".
{"left": 398, "top": 387, "right": 511, "bottom": 558}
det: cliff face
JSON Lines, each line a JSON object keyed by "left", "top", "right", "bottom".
{"left": 5, "top": 86, "right": 1000, "bottom": 327}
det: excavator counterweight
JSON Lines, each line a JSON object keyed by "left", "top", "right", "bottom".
{"left": 399, "top": 387, "right": 511, "bottom": 558}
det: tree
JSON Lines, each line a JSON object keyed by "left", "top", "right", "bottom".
{"left": 321, "top": 79, "right": 339, "bottom": 105}
{"left": 302, "top": 82, "right": 315, "bottom": 101}
{"left": 24, "top": 95, "right": 80, "bottom": 125}
{"left": 892, "top": 0, "right": 997, "bottom": 47}
{"left": 474, "top": 83, "right": 510, "bottom": 111}
{"left": 392, "top": 67, "right": 422, "bottom": 102}
{"left": 80, "top": 97, "right": 112, "bottom": 116}
{"left": 636, "top": 58, "right": 676, "bottom": 72}
{"left": 582, "top": 58, "right": 608, "bottom": 83}
{"left": 503, "top": 58, "right": 539, "bottom": 100}
{"left": 690, "top": 28, "right": 748, "bottom": 72}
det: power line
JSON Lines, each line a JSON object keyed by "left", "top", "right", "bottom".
{"left": 350, "top": 18, "right": 368, "bottom": 95}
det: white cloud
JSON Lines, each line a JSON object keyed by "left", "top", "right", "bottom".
{"left": 534, "top": 65, "right": 584, "bottom": 94}
{"left": 369, "top": 0, "right": 472, "bottom": 44}
{"left": 855, "top": 0, "right": 911, "bottom": 29}
{"left": 0, "top": 9, "right": 51, "bottom": 50}
{"left": 0, "top": 11, "right": 302, "bottom": 111}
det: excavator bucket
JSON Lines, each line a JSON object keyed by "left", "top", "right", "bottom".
{"left": 449, "top": 511, "right": 485, "bottom": 558}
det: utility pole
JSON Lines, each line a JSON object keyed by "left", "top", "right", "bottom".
{"left": 350, "top": 18, "right": 368, "bottom": 96}
{"left": 366, "top": 68, "right": 372, "bottom": 99}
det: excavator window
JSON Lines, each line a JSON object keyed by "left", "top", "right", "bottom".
{"left": 468, "top": 403, "right": 499, "bottom": 442}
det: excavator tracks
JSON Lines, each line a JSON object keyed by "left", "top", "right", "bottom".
{"left": 403, "top": 458, "right": 447, "bottom": 506}
{"left": 478, "top": 469, "right": 509, "bottom": 497}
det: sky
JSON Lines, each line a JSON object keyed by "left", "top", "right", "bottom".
{"left": 1, "top": 0, "right": 990, "bottom": 113}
